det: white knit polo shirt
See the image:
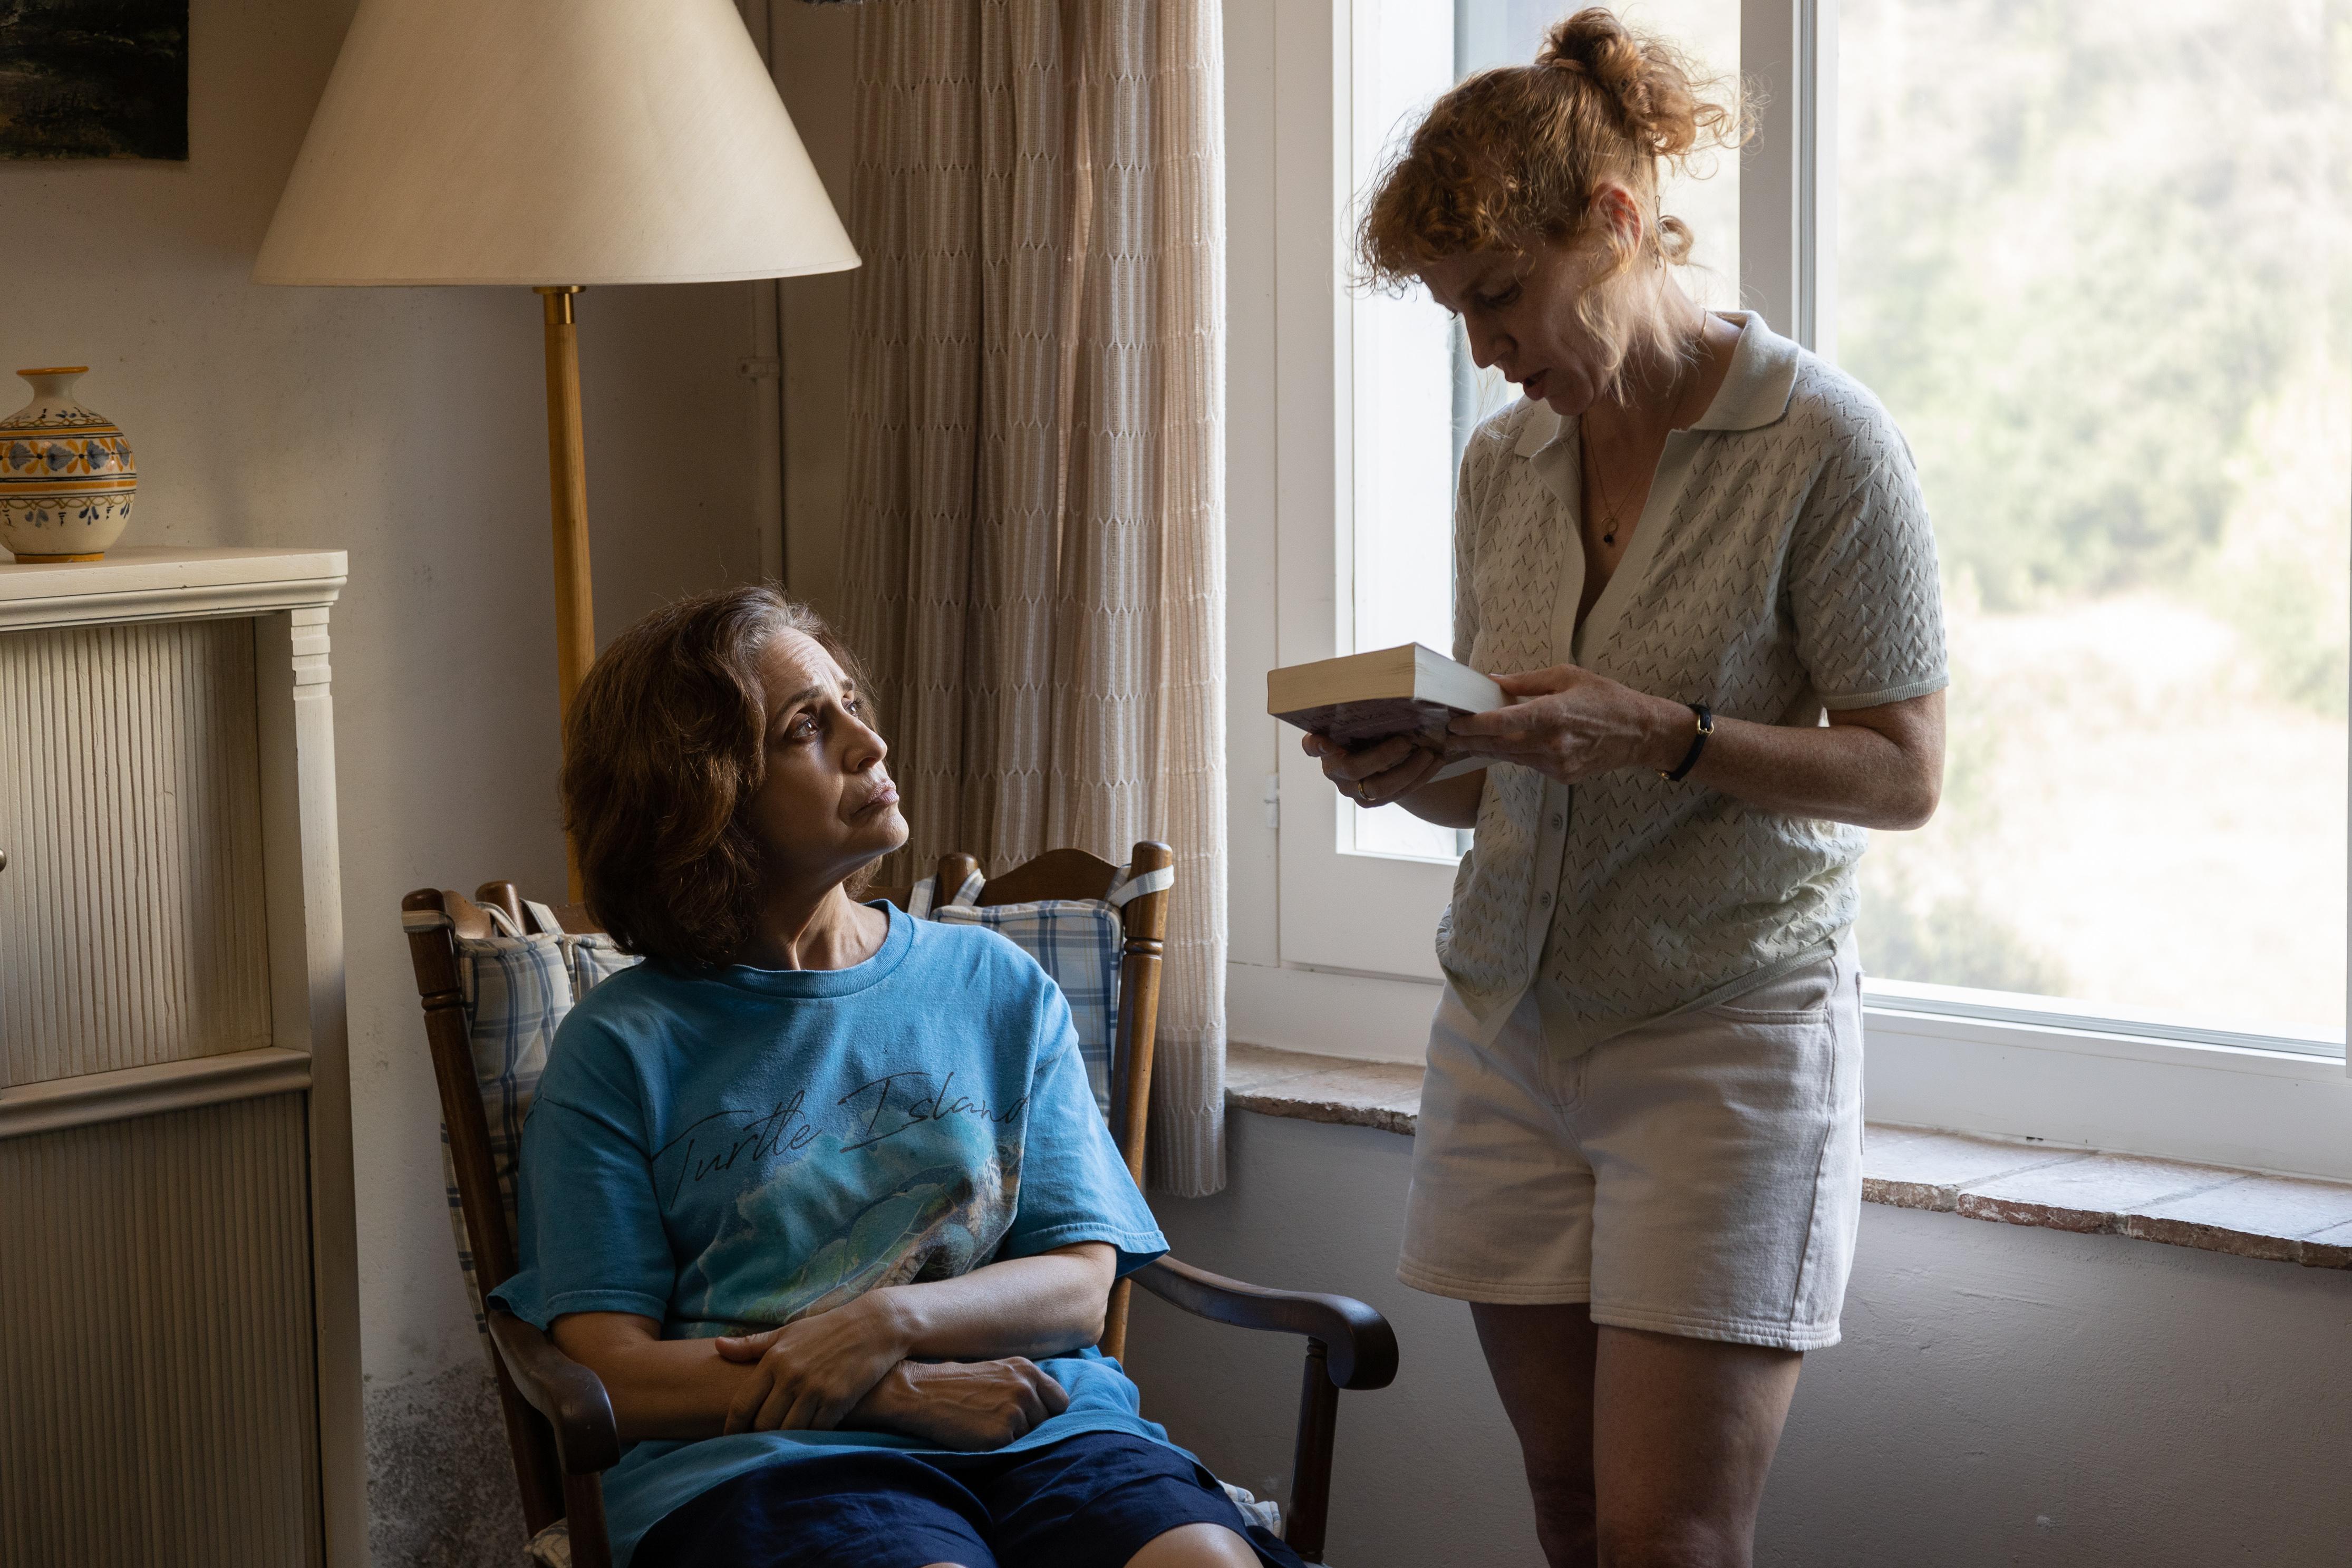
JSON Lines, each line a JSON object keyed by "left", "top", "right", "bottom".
{"left": 1437, "top": 312, "right": 1948, "bottom": 1052}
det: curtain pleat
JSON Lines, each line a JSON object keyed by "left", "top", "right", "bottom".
{"left": 840, "top": 0, "right": 1228, "bottom": 1195}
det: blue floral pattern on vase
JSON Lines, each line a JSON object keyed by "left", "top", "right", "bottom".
{"left": 0, "top": 367, "right": 135, "bottom": 561}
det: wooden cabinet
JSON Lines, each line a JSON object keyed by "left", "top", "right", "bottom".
{"left": 0, "top": 549, "right": 363, "bottom": 1567}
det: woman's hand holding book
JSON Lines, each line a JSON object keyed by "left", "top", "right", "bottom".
{"left": 1301, "top": 730, "right": 1453, "bottom": 809}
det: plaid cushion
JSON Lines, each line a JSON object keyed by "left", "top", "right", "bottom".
{"left": 932, "top": 899, "right": 1122, "bottom": 1117}
{"left": 565, "top": 931, "right": 641, "bottom": 998}
{"left": 436, "top": 926, "right": 642, "bottom": 1347}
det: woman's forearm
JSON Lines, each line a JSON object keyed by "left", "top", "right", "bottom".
{"left": 1397, "top": 767, "right": 1486, "bottom": 829}
{"left": 1446, "top": 669, "right": 1943, "bottom": 833}
{"left": 866, "top": 1244, "right": 1115, "bottom": 1361}
{"left": 549, "top": 1325, "right": 946, "bottom": 1444}
{"left": 548, "top": 1319, "right": 768, "bottom": 1441}
{"left": 1651, "top": 690, "right": 1944, "bottom": 830}
{"left": 550, "top": 1242, "right": 1116, "bottom": 1441}
{"left": 1407, "top": 699, "right": 1937, "bottom": 831}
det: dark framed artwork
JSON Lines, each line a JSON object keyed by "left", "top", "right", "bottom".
{"left": 0, "top": 0, "right": 188, "bottom": 160}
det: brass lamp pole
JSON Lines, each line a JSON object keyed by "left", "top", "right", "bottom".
{"left": 536, "top": 287, "right": 594, "bottom": 723}
{"left": 537, "top": 285, "right": 594, "bottom": 897}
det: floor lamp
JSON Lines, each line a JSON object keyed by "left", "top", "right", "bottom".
{"left": 254, "top": 0, "right": 859, "bottom": 893}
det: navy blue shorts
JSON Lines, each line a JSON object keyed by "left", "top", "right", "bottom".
{"left": 631, "top": 1431, "right": 1305, "bottom": 1568}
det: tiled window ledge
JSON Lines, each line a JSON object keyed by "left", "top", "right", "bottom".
{"left": 1224, "top": 1042, "right": 2352, "bottom": 1271}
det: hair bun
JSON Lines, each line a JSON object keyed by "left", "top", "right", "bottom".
{"left": 1354, "top": 3, "right": 1747, "bottom": 296}
{"left": 1537, "top": 6, "right": 1698, "bottom": 159}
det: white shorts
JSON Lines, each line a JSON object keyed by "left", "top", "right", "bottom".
{"left": 1397, "top": 935, "right": 1863, "bottom": 1352}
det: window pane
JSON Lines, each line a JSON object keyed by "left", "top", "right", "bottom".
{"left": 1347, "top": 0, "right": 1740, "bottom": 863}
{"left": 1352, "top": 0, "right": 1472, "bottom": 860}
{"left": 1838, "top": 0, "right": 2350, "bottom": 1035}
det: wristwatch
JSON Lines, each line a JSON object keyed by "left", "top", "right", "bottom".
{"left": 1660, "top": 702, "right": 1715, "bottom": 782}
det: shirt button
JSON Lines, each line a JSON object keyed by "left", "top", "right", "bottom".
{"left": 1538, "top": 891, "right": 1554, "bottom": 906}
{"left": 1550, "top": 812, "right": 1564, "bottom": 829}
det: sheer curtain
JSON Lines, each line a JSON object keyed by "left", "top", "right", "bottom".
{"left": 836, "top": 0, "right": 1229, "bottom": 1195}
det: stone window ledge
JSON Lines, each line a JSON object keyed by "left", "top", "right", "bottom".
{"left": 1226, "top": 1041, "right": 1426, "bottom": 1136}
{"left": 1224, "top": 1042, "right": 2352, "bottom": 1271}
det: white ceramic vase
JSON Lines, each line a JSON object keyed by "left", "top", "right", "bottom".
{"left": 0, "top": 367, "right": 137, "bottom": 562}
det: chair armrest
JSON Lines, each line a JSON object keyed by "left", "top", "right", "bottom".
{"left": 1133, "top": 1255, "right": 1399, "bottom": 1390}
{"left": 487, "top": 1310, "right": 622, "bottom": 1475}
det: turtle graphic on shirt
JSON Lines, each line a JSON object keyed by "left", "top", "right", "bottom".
{"left": 676, "top": 1137, "right": 1023, "bottom": 1335}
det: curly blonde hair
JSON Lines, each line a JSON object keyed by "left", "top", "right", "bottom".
{"left": 1358, "top": 9, "right": 1747, "bottom": 373}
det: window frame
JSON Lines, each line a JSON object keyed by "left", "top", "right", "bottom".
{"left": 1228, "top": 0, "right": 2352, "bottom": 1181}
{"left": 1268, "top": 0, "right": 1464, "bottom": 983}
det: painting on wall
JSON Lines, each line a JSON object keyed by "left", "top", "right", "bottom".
{"left": 0, "top": 0, "right": 187, "bottom": 160}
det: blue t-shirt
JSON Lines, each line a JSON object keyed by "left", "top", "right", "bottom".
{"left": 489, "top": 903, "right": 1173, "bottom": 1566}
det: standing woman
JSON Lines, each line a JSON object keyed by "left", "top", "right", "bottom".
{"left": 1310, "top": 11, "right": 1947, "bottom": 1566}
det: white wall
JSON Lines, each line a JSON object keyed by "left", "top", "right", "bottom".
{"left": 0, "top": 2, "right": 770, "bottom": 1560}
{"left": 1126, "top": 1110, "right": 2352, "bottom": 1567}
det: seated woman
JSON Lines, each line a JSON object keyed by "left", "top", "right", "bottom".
{"left": 488, "top": 587, "right": 1298, "bottom": 1568}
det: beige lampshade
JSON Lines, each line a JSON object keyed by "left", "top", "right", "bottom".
{"left": 254, "top": 0, "right": 858, "bottom": 286}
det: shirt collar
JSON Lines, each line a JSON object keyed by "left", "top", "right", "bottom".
{"left": 1509, "top": 309, "right": 1801, "bottom": 459}
{"left": 701, "top": 899, "right": 916, "bottom": 998}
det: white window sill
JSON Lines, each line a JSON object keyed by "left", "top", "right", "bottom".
{"left": 1223, "top": 1042, "right": 2352, "bottom": 1271}
{"left": 1228, "top": 961, "right": 2352, "bottom": 1182}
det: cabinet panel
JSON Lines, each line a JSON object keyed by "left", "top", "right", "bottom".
{"left": 0, "top": 621, "right": 273, "bottom": 1087}
{"left": 0, "top": 1092, "right": 322, "bottom": 1567}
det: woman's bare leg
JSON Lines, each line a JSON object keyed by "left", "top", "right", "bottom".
{"left": 1124, "top": 1521, "right": 1263, "bottom": 1566}
{"left": 1472, "top": 1304, "right": 1802, "bottom": 1568}
{"left": 1591, "top": 1323, "right": 1800, "bottom": 1566}
{"left": 1472, "top": 1303, "right": 1604, "bottom": 1566}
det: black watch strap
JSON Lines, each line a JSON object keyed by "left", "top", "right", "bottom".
{"left": 1661, "top": 702, "right": 1715, "bottom": 782}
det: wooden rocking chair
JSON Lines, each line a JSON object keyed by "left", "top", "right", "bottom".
{"left": 401, "top": 842, "right": 1396, "bottom": 1566}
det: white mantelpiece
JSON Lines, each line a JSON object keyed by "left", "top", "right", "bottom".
{"left": 0, "top": 544, "right": 348, "bottom": 629}
{"left": 0, "top": 546, "right": 364, "bottom": 1567}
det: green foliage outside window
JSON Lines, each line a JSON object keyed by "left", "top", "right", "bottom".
{"left": 1842, "top": 0, "right": 2350, "bottom": 1027}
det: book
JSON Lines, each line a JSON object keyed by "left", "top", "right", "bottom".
{"left": 1266, "top": 642, "right": 1502, "bottom": 782}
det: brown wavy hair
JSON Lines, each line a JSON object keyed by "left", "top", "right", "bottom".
{"left": 560, "top": 585, "right": 870, "bottom": 966}
{"left": 1357, "top": 8, "right": 1746, "bottom": 368}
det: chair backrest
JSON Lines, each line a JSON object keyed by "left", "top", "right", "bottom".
{"left": 906, "top": 843, "right": 1174, "bottom": 1185}
{"left": 401, "top": 882, "right": 631, "bottom": 1535}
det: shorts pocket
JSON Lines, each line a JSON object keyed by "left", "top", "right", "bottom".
{"left": 1711, "top": 954, "right": 1837, "bottom": 1023}
{"left": 1786, "top": 972, "right": 1865, "bottom": 1332}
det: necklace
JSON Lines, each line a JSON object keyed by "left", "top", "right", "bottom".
{"left": 1584, "top": 399, "right": 1663, "bottom": 549}
{"left": 1586, "top": 436, "right": 1632, "bottom": 547}
{"left": 1584, "top": 327, "right": 1712, "bottom": 549}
